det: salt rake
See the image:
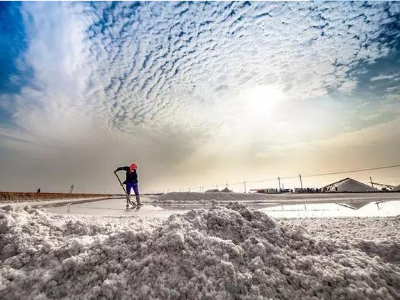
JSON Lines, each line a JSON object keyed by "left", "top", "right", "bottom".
{"left": 114, "top": 171, "right": 136, "bottom": 209}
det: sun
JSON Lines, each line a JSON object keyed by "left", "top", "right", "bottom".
{"left": 240, "top": 85, "right": 285, "bottom": 119}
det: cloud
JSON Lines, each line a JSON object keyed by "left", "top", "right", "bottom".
{"left": 77, "top": 2, "right": 400, "bottom": 134}
{"left": 316, "top": 116, "right": 400, "bottom": 149}
{"left": 370, "top": 73, "right": 400, "bottom": 82}
{"left": 0, "top": 2, "right": 400, "bottom": 191}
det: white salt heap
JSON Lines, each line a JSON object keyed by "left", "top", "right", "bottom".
{"left": 1, "top": 204, "right": 400, "bottom": 300}
{"left": 324, "top": 178, "right": 378, "bottom": 192}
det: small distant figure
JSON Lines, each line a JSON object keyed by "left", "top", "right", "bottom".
{"left": 69, "top": 184, "right": 74, "bottom": 194}
{"left": 114, "top": 163, "right": 141, "bottom": 205}
{"left": 37, "top": 188, "right": 41, "bottom": 194}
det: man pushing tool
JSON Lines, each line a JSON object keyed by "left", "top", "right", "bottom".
{"left": 114, "top": 163, "right": 141, "bottom": 206}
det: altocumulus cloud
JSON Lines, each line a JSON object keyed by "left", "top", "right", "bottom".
{"left": 0, "top": 1, "right": 400, "bottom": 192}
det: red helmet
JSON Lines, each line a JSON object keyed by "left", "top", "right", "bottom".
{"left": 130, "top": 163, "right": 138, "bottom": 172}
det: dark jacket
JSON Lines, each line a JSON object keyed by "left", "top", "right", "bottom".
{"left": 116, "top": 166, "right": 138, "bottom": 184}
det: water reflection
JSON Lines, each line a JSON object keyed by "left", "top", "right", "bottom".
{"left": 338, "top": 201, "right": 371, "bottom": 210}
{"left": 44, "top": 197, "right": 400, "bottom": 219}
{"left": 259, "top": 201, "right": 400, "bottom": 218}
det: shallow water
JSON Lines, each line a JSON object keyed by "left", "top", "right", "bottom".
{"left": 44, "top": 196, "right": 400, "bottom": 219}
{"left": 45, "top": 198, "right": 188, "bottom": 218}
{"left": 258, "top": 200, "right": 400, "bottom": 218}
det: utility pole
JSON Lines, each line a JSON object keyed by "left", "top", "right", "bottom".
{"left": 244, "top": 181, "right": 247, "bottom": 193}
{"left": 299, "top": 174, "right": 303, "bottom": 191}
{"left": 278, "top": 177, "right": 281, "bottom": 192}
{"left": 370, "top": 176, "right": 374, "bottom": 188}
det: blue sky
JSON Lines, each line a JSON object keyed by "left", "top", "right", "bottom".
{"left": 0, "top": 2, "right": 400, "bottom": 193}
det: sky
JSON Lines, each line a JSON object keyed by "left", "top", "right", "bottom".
{"left": 0, "top": 1, "right": 400, "bottom": 194}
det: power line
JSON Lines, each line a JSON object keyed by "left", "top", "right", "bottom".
{"left": 302, "top": 163, "right": 400, "bottom": 178}
{"left": 156, "top": 162, "right": 400, "bottom": 192}
{"left": 237, "top": 163, "right": 400, "bottom": 184}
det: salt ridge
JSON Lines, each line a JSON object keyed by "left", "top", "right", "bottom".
{"left": 1, "top": 204, "right": 399, "bottom": 299}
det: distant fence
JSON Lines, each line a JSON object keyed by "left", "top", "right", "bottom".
{"left": 0, "top": 192, "right": 115, "bottom": 203}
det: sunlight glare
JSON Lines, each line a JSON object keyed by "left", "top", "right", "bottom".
{"left": 241, "top": 85, "right": 285, "bottom": 119}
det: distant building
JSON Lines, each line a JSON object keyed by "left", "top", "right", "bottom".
{"left": 294, "top": 188, "right": 318, "bottom": 193}
{"left": 220, "top": 187, "right": 233, "bottom": 193}
{"left": 249, "top": 188, "right": 278, "bottom": 194}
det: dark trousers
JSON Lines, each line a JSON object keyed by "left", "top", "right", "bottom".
{"left": 126, "top": 182, "right": 139, "bottom": 196}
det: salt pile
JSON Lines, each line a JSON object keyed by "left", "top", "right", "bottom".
{"left": 1, "top": 204, "right": 400, "bottom": 299}
{"left": 324, "top": 178, "right": 378, "bottom": 192}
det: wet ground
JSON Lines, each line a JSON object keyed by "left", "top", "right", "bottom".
{"left": 45, "top": 198, "right": 189, "bottom": 218}
{"left": 43, "top": 194, "right": 400, "bottom": 219}
{"left": 258, "top": 201, "right": 400, "bottom": 218}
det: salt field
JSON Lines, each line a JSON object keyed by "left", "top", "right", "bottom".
{"left": 40, "top": 193, "right": 400, "bottom": 219}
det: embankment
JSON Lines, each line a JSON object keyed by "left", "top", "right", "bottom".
{"left": 0, "top": 192, "right": 117, "bottom": 203}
